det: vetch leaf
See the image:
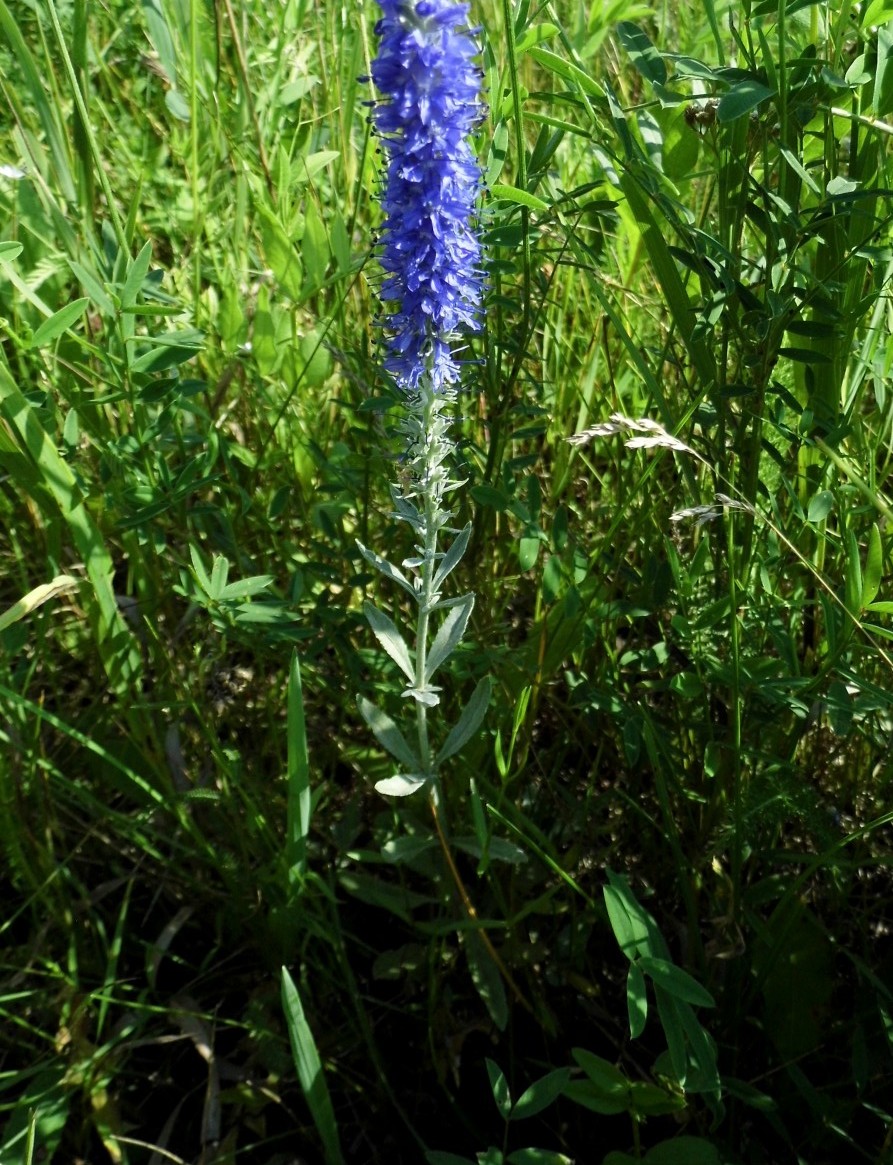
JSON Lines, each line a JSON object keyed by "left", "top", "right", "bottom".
{"left": 425, "top": 592, "right": 474, "bottom": 682}
{"left": 627, "top": 960, "right": 648, "bottom": 1038}
{"left": 862, "top": 523, "right": 883, "bottom": 609}
{"left": 30, "top": 297, "right": 89, "bottom": 347}
{"left": 364, "top": 601, "right": 415, "bottom": 682}
{"left": 490, "top": 183, "right": 550, "bottom": 212}
{"left": 121, "top": 240, "right": 153, "bottom": 309}
{"left": 638, "top": 957, "right": 715, "bottom": 1007}
{"left": 357, "top": 696, "right": 420, "bottom": 771}
{"left": 465, "top": 929, "right": 508, "bottom": 1030}
{"left": 436, "top": 676, "right": 492, "bottom": 764}
{"left": 511, "top": 1068, "right": 571, "bottom": 1120}
{"left": 486, "top": 1059, "right": 512, "bottom": 1118}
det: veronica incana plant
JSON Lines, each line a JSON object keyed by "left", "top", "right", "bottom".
{"left": 357, "top": 0, "right": 490, "bottom": 799}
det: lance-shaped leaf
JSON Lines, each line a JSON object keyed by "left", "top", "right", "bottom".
{"left": 375, "top": 773, "right": 428, "bottom": 797}
{"left": 356, "top": 540, "right": 418, "bottom": 599}
{"left": 363, "top": 601, "right": 415, "bottom": 682}
{"left": 436, "top": 676, "right": 492, "bottom": 765}
{"left": 425, "top": 593, "right": 474, "bottom": 683}
{"left": 357, "top": 696, "right": 420, "bottom": 771}
{"left": 433, "top": 522, "right": 472, "bottom": 591}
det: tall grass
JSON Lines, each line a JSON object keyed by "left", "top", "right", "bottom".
{"left": 1, "top": 0, "right": 893, "bottom": 1162}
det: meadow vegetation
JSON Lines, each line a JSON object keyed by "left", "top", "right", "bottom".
{"left": 1, "top": 0, "right": 893, "bottom": 1161}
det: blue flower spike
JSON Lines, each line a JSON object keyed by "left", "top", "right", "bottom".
{"left": 371, "top": 0, "right": 485, "bottom": 395}
{"left": 357, "top": 0, "right": 490, "bottom": 801}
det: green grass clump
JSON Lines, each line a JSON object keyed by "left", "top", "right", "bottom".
{"left": 2, "top": 0, "right": 893, "bottom": 1162}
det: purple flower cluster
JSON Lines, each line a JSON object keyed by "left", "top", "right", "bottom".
{"left": 371, "top": 0, "right": 484, "bottom": 394}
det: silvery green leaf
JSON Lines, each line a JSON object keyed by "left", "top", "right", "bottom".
{"left": 429, "top": 592, "right": 473, "bottom": 612}
{"left": 356, "top": 541, "right": 417, "bottom": 598}
{"left": 433, "top": 523, "right": 472, "bottom": 590}
{"left": 401, "top": 684, "right": 441, "bottom": 707}
{"left": 425, "top": 593, "right": 474, "bottom": 682}
{"left": 363, "top": 601, "right": 415, "bottom": 682}
{"left": 375, "top": 773, "right": 428, "bottom": 797}
{"left": 357, "top": 696, "right": 419, "bottom": 770}
{"left": 436, "top": 676, "right": 493, "bottom": 765}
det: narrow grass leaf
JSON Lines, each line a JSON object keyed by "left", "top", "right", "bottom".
{"left": 281, "top": 968, "right": 345, "bottom": 1165}
{"left": 286, "top": 653, "right": 311, "bottom": 884}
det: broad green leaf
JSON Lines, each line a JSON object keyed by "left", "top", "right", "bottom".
{"left": 617, "top": 22, "right": 667, "bottom": 86}
{"left": 425, "top": 593, "right": 474, "bottom": 682}
{"left": 717, "top": 78, "right": 775, "bottom": 122}
{"left": 490, "top": 184, "right": 550, "bottom": 212}
{"left": 281, "top": 968, "right": 345, "bottom": 1165}
{"left": 357, "top": 696, "right": 420, "bottom": 772}
{"left": 603, "top": 870, "right": 661, "bottom": 960}
{"left": 638, "top": 957, "right": 715, "bottom": 1007}
{"left": 627, "top": 960, "right": 648, "bottom": 1038}
{"left": 528, "top": 48, "right": 605, "bottom": 100}
{"left": 0, "top": 241, "right": 23, "bottom": 262}
{"left": 806, "top": 490, "right": 833, "bottom": 523}
{"left": 130, "top": 328, "right": 204, "bottom": 374}
{"left": 654, "top": 987, "right": 687, "bottom": 1085}
{"left": 454, "top": 835, "right": 527, "bottom": 865}
{"left": 436, "top": 676, "right": 492, "bottom": 764}
{"left": 465, "top": 930, "right": 508, "bottom": 1031}
{"left": 561, "top": 1079, "right": 628, "bottom": 1116}
{"left": 644, "top": 1136, "right": 721, "bottom": 1164}
{"left": 285, "top": 653, "right": 311, "bottom": 885}
{"left": 507, "top": 1152, "right": 572, "bottom": 1165}
{"left": 30, "top": 297, "right": 89, "bottom": 347}
{"left": 862, "top": 523, "right": 883, "bottom": 609}
{"left": 571, "top": 1049, "right": 629, "bottom": 1095}
{"left": 511, "top": 1068, "right": 571, "bottom": 1120}
{"left": 514, "top": 22, "right": 559, "bottom": 54}
{"left": 629, "top": 1081, "right": 686, "bottom": 1117}
{"left": 486, "top": 1059, "right": 512, "bottom": 1118}
{"left": 846, "top": 528, "right": 863, "bottom": 616}
{"left": 364, "top": 601, "right": 415, "bottom": 682}
{"left": 121, "top": 240, "right": 152, "bottom": 309}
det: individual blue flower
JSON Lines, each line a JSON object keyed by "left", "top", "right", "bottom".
{"left": 370, "top": 0, "right": 485, "bottom": 394}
